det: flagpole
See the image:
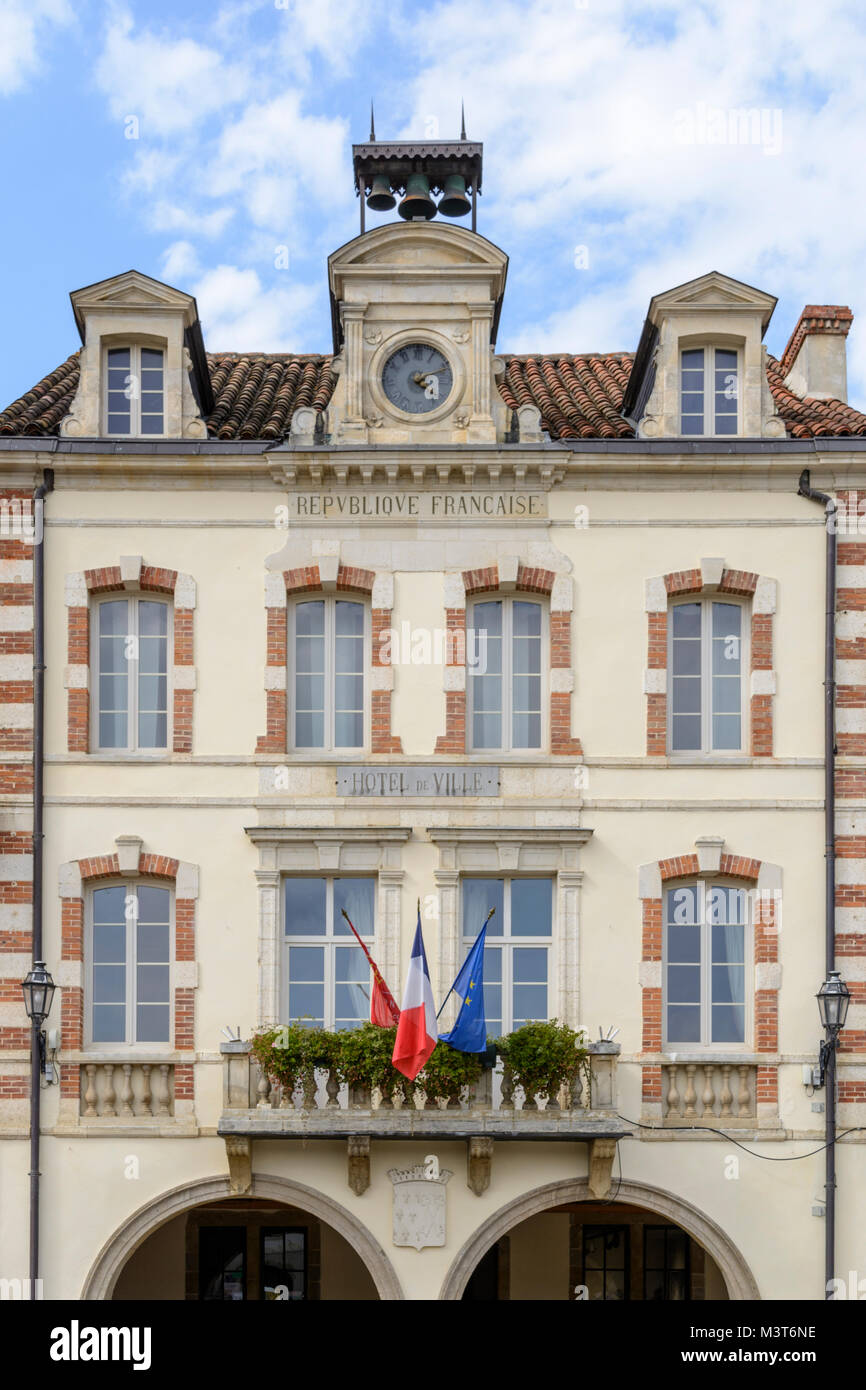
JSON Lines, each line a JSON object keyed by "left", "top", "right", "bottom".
{"left": 436, "top": 907, "right": 494, "bottom": 1020}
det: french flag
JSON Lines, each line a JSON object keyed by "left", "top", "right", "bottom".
{"left": 392, "top": 905, "right": 437, "bottom": 1081}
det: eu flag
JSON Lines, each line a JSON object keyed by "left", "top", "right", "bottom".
{"left": 438, "top": 922, "right": 488, "bottom": 1052}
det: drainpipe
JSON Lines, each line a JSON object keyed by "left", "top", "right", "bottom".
{"left": 796, "top": 466, "right": 836, "bottom": 1300}
{"left": 29, "top": 467, "right": 53, "bottom": 1298}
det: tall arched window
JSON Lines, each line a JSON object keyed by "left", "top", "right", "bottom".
{"left": 668, "top": 597, "right": 746, "bottom": 753}
{"left": 289, "top": 596, "right": 368, "bottom": 751}
{"left": 91, "top": 594, "right": 171, "bottom": 750}
{"left": 468, "top": 595, "right": 545, "bottom": 751}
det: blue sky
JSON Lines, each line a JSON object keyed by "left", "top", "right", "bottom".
{"left": 2, "top": 0, "right": 866, "bottom": 410}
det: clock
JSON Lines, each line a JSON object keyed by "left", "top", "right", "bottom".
{"left": 381, "top": 343, "right": 453, "bottom": 415}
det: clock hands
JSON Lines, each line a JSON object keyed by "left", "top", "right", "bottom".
{"left": 411, "top": 368, "right": 445, "bottom": 385}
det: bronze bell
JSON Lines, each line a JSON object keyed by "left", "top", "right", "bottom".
{"left": 366, "top": 175, "right": 396, "bottom": 212}
{"left": 398, "top": 172, "right": 436, "bottom": 220}
{"left": 438, "top": 172, "right": 471, "bottom": 218}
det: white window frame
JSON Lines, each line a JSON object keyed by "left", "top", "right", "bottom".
{"left": 460, "top": 875, "right": 554, "bottom": 1036}
{"left": 467, "top": 595, "right": 548, "bottom": 753}
{"left": 662, "top": 878, "right": 752, "bottom": 1052}
{"left": 90, "top": 594, "right": 173, "bottom": 753}
{"left": 103, "top": 343, "right": 166, "bottom": 438}
{"left": 281, "top": 875, "right": 376, "bottom": 1030}
{"left": 679, "top": 344, "right": 741, "bottom": 437}
{"left": 667, "top": 596, "right": 748, "bottom": 756}
{"left": 288, "top": 595, "right": 370, "bottom": 754}
{"left": 85, "top": 878, "right": 175, "bottom": 1049}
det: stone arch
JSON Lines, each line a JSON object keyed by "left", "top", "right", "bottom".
{"left": 439, "top": 1176, "right": 760, "bottom": 1301}
{"left": 81, "top": 1172, "right": 404, "bottom": 1301}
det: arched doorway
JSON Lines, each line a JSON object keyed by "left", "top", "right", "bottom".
{"left": 443, "top": 1179, "right": 759, "bottom": 1301}
{"left": 82, "top": 1175, "right": 403, "bottom": 1301}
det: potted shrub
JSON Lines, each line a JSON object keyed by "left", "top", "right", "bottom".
{"left": 496, "top": 1020, "right": 588, "bottom": 1107}
{"left": 416, "top": 1042, "right": 483, "bottom": 1108}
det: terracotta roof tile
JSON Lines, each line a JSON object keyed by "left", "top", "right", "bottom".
{"left": 2, "top": 346, "right": 865, "bottom": 442}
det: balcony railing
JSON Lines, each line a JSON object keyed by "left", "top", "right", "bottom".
{"left": 79, "top": 1060, "right": 175, "bottom": 1119}
{"left": 218, "top": 1039, "right": 627, "bottom": 1140}
{"left": 662, "top": 1061, "right": 757, "bottom": 1125}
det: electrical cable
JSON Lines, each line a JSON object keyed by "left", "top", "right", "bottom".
{"left": 616, "top": 1113, "right": 866, "bottom": 1160}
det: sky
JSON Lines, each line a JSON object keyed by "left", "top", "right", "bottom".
{"left": 2, "top": 0, "right": 866, "bottom": 411}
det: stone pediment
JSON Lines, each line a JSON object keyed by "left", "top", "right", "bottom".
{"left": 648, "top": 271, "right": 777, "bottom": 332}
{"left": 329, "top": 222, "right": 508, "bottom": 299}
{"left": 70, "top": 270, "right": 200, "bottom": 338}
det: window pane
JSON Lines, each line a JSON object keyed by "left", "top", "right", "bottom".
{"left": 141, "top": 348, "right": 163, "bottom": 371}
{"left": 671, "top": 603, "right": 700, "bottom": 639}
{"left": 667, "top": 923, "right": 700, "bottom": 962}
{"left": 93, "top": 922, "right": 126, "bottom": 962}
{"left": 99, "top": 675, "right": 128, "bottom": 710}
{"left": 107, "top": 415, "right": 132, "bottom": 435}
{"left": 138, "top": 712, "right": 167, "bottom": 748}
{"left": 667, "top": 965, "right": 700, "bottom": 1003}
{"left": 667, "top": 1005, "right": 700, "bottom": 1042}
{"left": 139, "top": 601, "right": 168, "bottom": 637}
{"left": 711, "top": 964, "right": 744, "bottom": 1004}
{"left": 99, "top": 598, "right": 129, "bottom": 638}
{"left": 93, "top": 964, "right": 126, "bottom": 1003}
{"left": 712, "top": 713, "right": 741, "bottom": 749}
{"left": 671, "top": 714, "right": 701, "bottom": 750}
{"left": 666, "top": 884, "right": 698, "bottom": 926}
{"left": 671, "top": 602, "right": 702, "bottom": 749}
{"left": 138, "top": 675, "right": 168, "bottom": 711}
{"left": 335, "top": 601, "right": 364, "bottom": 636}
{"left": 295, "top": 711, "right": 324, "bottom": 747}
{"left": 136, "top": 1004, "right": 170, "bottom": 1041}
{"left": 712, "top": 1004, "right": 745, "bottom": 1043}
{"left": 513, "top": 985, "right": 547, "bottom": 1026}
{"left": 513, "top": 601, "right": 541, "bottom": 637}
{"left": 472, "top": 674, "right": 501, "bottom": 712}
{"left": 473, "top": 710, "right": 502, "bottom": 749}
{"left": 284, "top": 878, "right": 326, "bottom": 936}
{"left": 288, "top": 946, "right": 324, "bottom": 1026}
{"left": 295, "top": 602, "right": 325, "bottom": 748}
{"left": 334, "top": 878, "right": 374, "bottom": 936}
{"left": 137, "top": 964, "right": 170, "bottom": 1003}
{"left": 108, "top": 348, "right": 131, "bottom": 368}
{"left": 511, "top": 879, "right": 552, "bottom": 936}
{"left": 335, "top": 946, "right": 369, "bottom": 1029}
{"left": 92, "top": 1005, "right": 125, "bottom": 1042}
{"left": 512, "top": 712, "right": 541, "bottom": 748}
{"left": 137, "top": 885, "right": 170, "bottom": 922}
{"left": 93, "top": 884, "right": 126, "bottom": 924}
{"left": 335, "top": 711, "right": 363, "bottom": 747}
{"left": 473, "top": 601, "right": 502, "bottom": 639}
{"left": 137, "top": 922, "right": 170, "bottom": 963}
{"left": 463, "top": 878, "right": 504, "bottom": 937}
{"left": 296, "top": 601, "right": 325, "bottom": 636}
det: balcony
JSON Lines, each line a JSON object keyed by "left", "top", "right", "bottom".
{"left": 218, "top": 1039, "right": 629, "bottom": 1197}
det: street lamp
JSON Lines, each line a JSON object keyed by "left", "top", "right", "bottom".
{"left": 21, "top": 961, "right": 55, "bottom": 1026}
{"left": 21, "top": 962, "right": 56, "bottom": 1083}
{"left": 814, "top": 969, "right": 850, "bottom": 1088}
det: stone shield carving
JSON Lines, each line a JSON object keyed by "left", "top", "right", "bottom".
{"left": 388, "top": 1164, "right": 452, "bottom": 1250}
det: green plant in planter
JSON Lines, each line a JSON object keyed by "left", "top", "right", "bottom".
{"left": 495, "top": 1020, "right": 588, "bottom": 1102}
{"left": 339, "top": 1022, "right": 402, "bottom": 1098}
{"left": 251, "top": 1024, "right": 342, "bottom": 1096}
{"left": 416, "top": 1042, "right": 483, "bottom": 1104}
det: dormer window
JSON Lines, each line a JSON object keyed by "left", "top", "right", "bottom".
{"left": 106, "top": 346, "right": 165, "bottom": 436}
{"left": 680, "top": 347, "right": 739, "bottom": 436}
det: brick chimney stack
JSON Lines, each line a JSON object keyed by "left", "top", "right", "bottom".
{"left": 780, "top": 304, "right": 853, "bottom": 403}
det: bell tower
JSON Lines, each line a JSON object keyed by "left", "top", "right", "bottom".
{"left": 324, "top": 122, "right": 509, "bottom": 447}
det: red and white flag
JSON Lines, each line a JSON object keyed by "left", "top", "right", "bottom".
{"left": 340, "top": 909, "right": 401, "bottom": 1026}
{"left": 392, "top": 905, "right": 437, "bottom": 1081}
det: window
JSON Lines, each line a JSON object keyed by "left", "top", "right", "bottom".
{"left": 461, "top": 877, "right": 553, "bottom": 1036}
{"left": 105, "top": 346, "right": 165, "bottom": 436}
{"left": 199, "top": 1227, "right": 246, "bottom": 1301}
{"left": 88, "top": 882, "right": 172, "bottom": 1044}
{"left": 664, "top": 881, "right": 748, "bottom": 1046}
{"left": 283, "top": 876, "right": 375, "bottom": 1030}
{"left": 644, "top": 1226, "right": 690, "bottom": 1301}
{"left": 669, "top": 598, "right": 744, "bottom": 752}
{"left": 261, "top": 1229, "right": 307, "bottom": 1301}
{"left": 290, "top": 598, "right": 366, "bottom": 751}
{"left": 468, "top": 597, "right": 544, "bottom": 750}
{"left": 680, "top": 347, "right": 738, "bottom": 435}
{"left": 582, "top": 1226, "right": 629, "bottom": 1301}
{"left": 92, "top": 595, "right": 170, "bottom": 750}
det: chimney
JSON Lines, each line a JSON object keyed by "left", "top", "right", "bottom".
{"left": 780, "top": 304, "right": 853, "bottom": 403}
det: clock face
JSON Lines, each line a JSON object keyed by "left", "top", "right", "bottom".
{"left": 381, "top": 343, "right": 453, "bottom": 415}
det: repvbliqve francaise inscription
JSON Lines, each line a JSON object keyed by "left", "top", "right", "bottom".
{"left": 289, "top": 491, "right": 546, "bottom": 519}
{"left": 337, "top": 765, "right": 500, "bottom": 797}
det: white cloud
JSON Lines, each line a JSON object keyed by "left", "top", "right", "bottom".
{"left": 193, "top": 264, "right": 320, "bottom": 350}
{"left": 94, "top": 11, "right": 250, "bottom": 135}
{"left": 160, "top": 240, "right": 201, "bottom": 284}
{"left": 150, "top": 202, "right": 236, "bottom": 239}
{"left": 0, "top": 0, "right": 73, "bottom": 96}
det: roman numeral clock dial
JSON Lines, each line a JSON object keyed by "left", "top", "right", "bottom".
{"left": 381, "top": 344, "right": 453, "bottom": 415}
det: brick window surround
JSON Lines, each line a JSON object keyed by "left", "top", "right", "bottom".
{"left": 638, "top": 839, "right": 781, "bottom": 1123}
{"left": 65, "top": 556, "right": 196, "bottom": 754}
{"left": 57, "top": 837, "right": 199, "bottom": 1107}
{"left": 434, "top": 558, "right": 581, "bottom": 755}
{"left": 645, "top": 560, "right": 777, "bottom": 756}
{"left": 256, "top": 559, "right": 401, "bottom": 755}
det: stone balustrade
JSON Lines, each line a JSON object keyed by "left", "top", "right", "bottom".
{"left": 79, "top": 1060, "right": 175, "bottom": 1119}
{"left": 218, "top": 1039, "right": 624, "bottom": 1141}
{"left": 662, "top": 1061, "right": 756, "bottom": 1124}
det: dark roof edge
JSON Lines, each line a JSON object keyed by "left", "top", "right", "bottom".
{"left": 3, "top": 437, "right": 866, "bottom": 457}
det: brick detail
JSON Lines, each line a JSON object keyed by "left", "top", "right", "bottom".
{"left": 175, "top": 989, "right": 195, "bottom": 1050}
{"left": 174, "top": 1063, "right": 194, "bottom": 1101}
{"left": 69, "top": 563, "right": 195, "bottom": 753}
{"left": 648, "top": 569, "right": 775, "bottom": 755}
{"left": 0, "top": 1074, "right": 28, "bottom": 1098}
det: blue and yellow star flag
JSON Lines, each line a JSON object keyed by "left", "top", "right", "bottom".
{"left": 438, "top": 918, "right": 489, "bottom": 1053}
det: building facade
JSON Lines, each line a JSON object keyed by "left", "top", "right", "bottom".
{"left": 1, "top": 191, "right": 865, "bottom": 1301}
